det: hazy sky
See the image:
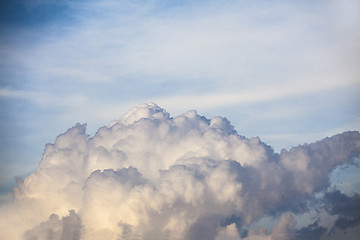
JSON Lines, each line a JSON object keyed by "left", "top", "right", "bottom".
{"left": 0, "top": 0, "right": 359, "bottom": 239}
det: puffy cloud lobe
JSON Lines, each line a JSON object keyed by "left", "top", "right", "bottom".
{"left": 0, "top": 103, "right": 359, "bottom": 239}
{"left": 246, "top": 213, "right": 297, "bottom": 240}
{"left": 215, "top": 213, "right": 297, "bottom": 240}
{"left": 25, "top": 210, "right": 81, "bottom": 240}
{"left": 215, "top": 223, "right": 241, "bottom": 240}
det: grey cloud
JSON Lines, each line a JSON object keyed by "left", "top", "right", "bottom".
{"left": 61, "top": 210, "right": 82, "bottom": 240}
{"left": 323, "top": 190, "right": 360, "bottom": 231}
{"left": 293, "top": 189, "right": 360, "bottom": 240}
{"left": 25, "top": 214, "right": 62, "bottom": 240}
{"left": 25, "top": 210, "right": 81, "bottom": 240}
{"left": 295, "top": 221, "right": 327, "bottom": 240}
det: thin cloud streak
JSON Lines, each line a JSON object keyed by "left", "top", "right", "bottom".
{"left": 0, "top": 88, "right": 88, "bottom": 107}
{"left": 153, "top": 80, "right": 357, "bottom": 112}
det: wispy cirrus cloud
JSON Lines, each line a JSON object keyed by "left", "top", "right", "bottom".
{"left": 4, "top": 0, "right": 359, "bottom": 89}
{"left": 0, "top": 88, "right": 87, "bottom": 107}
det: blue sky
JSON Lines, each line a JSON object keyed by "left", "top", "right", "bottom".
{"left": 0, "top": 0, "right": 359, "bottom": 197}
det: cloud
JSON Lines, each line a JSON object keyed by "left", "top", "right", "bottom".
{"left": 215, "top": 213, "right": 297, "bottom": 240}
{"left": 0, "top": 87, "right": 87, "bottom": 108}
{"left": 295, "top": 221, "right": 327, "bottom": 240}
{"left": 293, "top": 189, "right": 360, "bottom": 240}
{"left": 24, "top": 210, "right": 81, "bottom": 240}
{"left": 4, "top": 0, "right": 359, "bottom": 93}
{"left": 215, "top": 223, "right": 242, "bottom": 240}
{"left": 0, "top": 103, "right": 359, "bottom": 239}
{"left": 245, "top": 213, "right": 296, "bottom": 240}
{"left": 323, "top": 190, "right": 360, "bottom": 231}
{"left": 151, "top": 79, "right": 355, "bottom": 113}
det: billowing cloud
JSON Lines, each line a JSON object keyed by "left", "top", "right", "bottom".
{"left": 0, "top": 103, "right": 359, "bottom": 239}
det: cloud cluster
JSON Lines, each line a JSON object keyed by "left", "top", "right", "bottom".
{"left": 1, "top": 103, "right": 359, "bottom": 239}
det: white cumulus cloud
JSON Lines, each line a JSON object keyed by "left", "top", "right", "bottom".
{"left": 0, "top": 103, "right": 359, "bottom": 239}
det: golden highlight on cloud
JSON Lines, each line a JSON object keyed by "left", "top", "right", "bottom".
{"left": 1, "top": 103, "right": 359, "bottom": 240}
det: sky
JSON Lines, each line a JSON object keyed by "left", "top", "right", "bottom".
{"left": 0, "top": 0, "right": 359, "bottom": 239}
